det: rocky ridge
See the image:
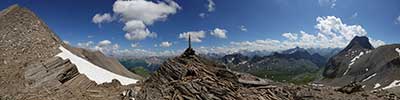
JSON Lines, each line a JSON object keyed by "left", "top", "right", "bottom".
{"left": 0, "top": 5, "right": 140, "bottom": 100}
{"left": 136, "top": 48, "right": 396, "bottom": 100}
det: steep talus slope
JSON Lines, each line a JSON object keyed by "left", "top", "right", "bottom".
{"left": 137, "top": 48, "right": 393, "bottom": 100}
{"left": 0, "top": 5, "right": 140, "bottom": 99}
{"left": 0, "top": 4, "right": 63, "bottom": 96}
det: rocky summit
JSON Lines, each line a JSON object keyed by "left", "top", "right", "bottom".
{"left": 0, "top": 5, "right": 141, "bottom": 100}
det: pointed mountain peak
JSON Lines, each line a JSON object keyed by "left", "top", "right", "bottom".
{"left": 0, "top": 4, "right": 20, "bottom": 16}
{"left": 342, "top": 36, "right": 374, "bottom": 52}
{"left": 282, "top": 46, "right": 308, "bottom": 54}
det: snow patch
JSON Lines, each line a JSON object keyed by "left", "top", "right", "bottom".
{"left": 381, "top": 80, "right": 400, "bottom": 90}
{"left": 343, "top": 52, "right": 364, "bottom": 75}
{"left": 311, "top": 83, "right": 324, "bottom": 87}
{"left": 374, "top": 83, "right": 381, "bottom": 89}
{"left": 228, "top": 58, "right": 235, "bottom": 63}
{"left": 56, "top": 46, "right": 138, "bottom": 85}
{"left": 361, "top": 73, "right": 376, "bottom": 82}
{"left": 396, "top": 48, "right": 400, "bottom": 56}
{"left": 239, "top": 61, "right": 248, "bottom": 64}
{"left": 365, "top": 68, "right": 368, "bottom": 72}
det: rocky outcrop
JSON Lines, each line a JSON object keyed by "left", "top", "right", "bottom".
{"left": 323, "top": 36, "right": 374, "bottom": 78}
{"left": 0, "top": 4, "right": 63, "bottom": 96}
{"left": 0, "top": 5, "right": 141, "bottom": 99}
{"left": 136, "top": 48, "right": 395, "bottom": 99}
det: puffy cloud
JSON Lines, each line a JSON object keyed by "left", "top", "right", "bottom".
{"left": 282, "top": 32, "right": 298, "bottom": 41}
{"left": 396, "top": 16, "right": 400, "bottom": 24}
{"left": 114, "top": 49, "right": 180, "bottom": 58}
{"left": 92, "top": 13, "right": 114, "bottom": 25}
{"left": 123, "top": 20, "right": 156, "bottom": 40}
{"left": 63, "top": 40, "right": 70, "bottom": 45}
{"left": 131, "top": 43, "right": 139, "bottom": 48}
{"left": 159, "top": 41, "right": 172, "bottom": 47}
{"left": 315, "top": 16, "right": 367, "bottom": 40}
{"left": 199, "top": 13, "right": 206, "bottom": 18}
{"left": 196, "top": 16, "right": 385, "bottom": 54}
{"left": 370, "top": 39, "right": 385, "bottom": 48}
{"left": 239, "top": 25, "right": 248, "bottom": 32}
{"left": 77, "top": 41, "right": 94, "bottom": 49}
{"left": 198, "top": 0, "right": 215, "bottom": 18}
{"left": 318, "top": 0, "right": 337, "bottom": 8}
{"left": 207, "top": 0, "right": 215, "bottom": 12}
{"left": 112, "top": 0, "right": 181, "bottom": 41}
{"left": 179, "top": 31, "right": 206, "bottom": 42}
{"left": 210, "top": 28, "right": 227, "bottom": 38}
{"left": 97, "top": 40, "right": 112, "bottom": 47}
{"left": 76, "top": 40, "right": 120, "bottom": 55}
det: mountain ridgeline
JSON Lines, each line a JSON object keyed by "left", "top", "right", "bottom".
{"left": 219, "top": 47, "right": 328, "bottom": 83}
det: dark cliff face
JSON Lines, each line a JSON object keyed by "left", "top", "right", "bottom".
{"left": 341, "top": 36, "right": 374, "bottom": 53}
{"left": 321, "top": 36, "right": 400, "bottom": 91}
{"left": 323, "top": 36, "right": 374, "bottom": 78}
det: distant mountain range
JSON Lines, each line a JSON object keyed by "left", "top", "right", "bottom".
{"left": 218, "top": 47, "right": 327, "bottom": 83}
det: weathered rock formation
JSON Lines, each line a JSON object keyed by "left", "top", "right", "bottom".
{"left": 0, "top": 4, "right": 141, "bottom": 100}
{"left": 136, "top": 47, "right": 396, "bottom": 99}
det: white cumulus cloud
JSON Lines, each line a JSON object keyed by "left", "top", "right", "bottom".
{"left": 196, "top": 16, "right": 385, "bottom": 54}
{"left": 112, "top": 0, "right": 181, "bottom": 41}
{"left": 179, "top": 31, "right": 206, "bottom": 42}
{"left": 92, "top": 13, "right": 114, "bottom": 26}
{"left": 396, "top": 16, "right": 400, "bottom": 24}
{"left": 282, "top": 33, "right": 298, "bottom": 41}
{"left": 97, "top": 40, "right": 112, "bottom": 47}
{"left": 239, "top": 25, "right": 248, "bottom": 32}
{"left": 207, "top": 0, "right": 215, "bottom": 12}
{"left": 210, "top": 28, "right": 227, "bottom": 38}
{"left": 159, "top": 41, "right": 172, "bottom": 47}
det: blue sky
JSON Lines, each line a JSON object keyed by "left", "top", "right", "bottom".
{"left": 1, "top": 0, "right": 400, "bottom": 56}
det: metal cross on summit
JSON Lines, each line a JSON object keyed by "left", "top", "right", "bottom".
{"left": 182, "top": 33, "right": 195, "bottom": 57}
{"left": 188, "top": 33, "right": 192, "bottom": 49}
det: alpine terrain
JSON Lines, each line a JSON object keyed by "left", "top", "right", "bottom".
{"left": 0, "top": 5, "right": 141, "bottom": 100}
{"left": 1, "top": 4, "right": 400, "bottom": 100}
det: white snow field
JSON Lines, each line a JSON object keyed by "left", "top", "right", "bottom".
{"left": 56, "top": 46, "right": 138, "bottom": 85}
